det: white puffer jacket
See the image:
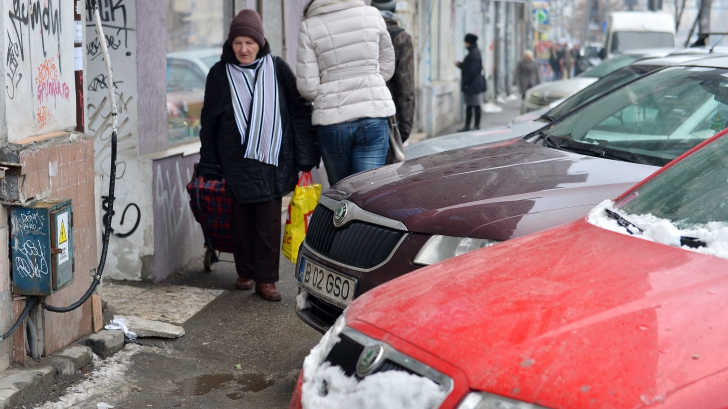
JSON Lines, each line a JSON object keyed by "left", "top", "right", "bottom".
{"left": 297, "top": 0, "right": 396, "bottom": 126}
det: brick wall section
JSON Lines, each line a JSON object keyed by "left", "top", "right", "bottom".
{"left": 17, "top": 134, "right": 96, "bottom": 356}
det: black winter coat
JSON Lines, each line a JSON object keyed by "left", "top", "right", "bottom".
{"left": 199, "top": 41, "right": 320, "bottom": 204}
{"left": 460, "top": 44, "right": 486, "bottom": 95}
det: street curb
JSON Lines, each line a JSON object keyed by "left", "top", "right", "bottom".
{"left": 0, "top": 329, "right": 127, "bottom": 408}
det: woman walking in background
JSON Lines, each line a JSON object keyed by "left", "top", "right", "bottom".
{"left": 199, "top": 10, "right": 319, "bottom": 301}
{"left": 516, "top": 50, "right": 540, "bottom": 100}
{"left": 297, "top": 0, "right": 396, "bottom": 186}
{"left": 455, "top": 33, "right": 486, "bottom": 132}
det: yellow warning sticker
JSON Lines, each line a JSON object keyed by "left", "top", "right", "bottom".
{"left": 57, "top": 212, "right": 69, "bottom": 265}
{"left": 59, "top": 221, "right": 67, "bottom": 244}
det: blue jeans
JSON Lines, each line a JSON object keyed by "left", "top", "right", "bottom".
{"left": 316, "top": 117, "right": 390, "bottom": 186}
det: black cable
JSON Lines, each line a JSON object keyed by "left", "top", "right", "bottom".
{"left": 42, "top": 128, "right": 117, "bottom": 313}
{"left": 0, "top": 297, "right": 37, "bottom": 341}
{"left": 41, "top": 0, "right": 117, "bottom": 313}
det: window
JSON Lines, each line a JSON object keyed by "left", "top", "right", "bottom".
{"left": 166, "top": 0, "right": 224, "bottom": 143}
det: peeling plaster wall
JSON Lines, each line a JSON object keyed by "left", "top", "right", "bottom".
{"left": 4, "top": 0, "right": 76, "bottom": 142}
{"left": 87, "top": 0, "right": 153, "bottom": 281}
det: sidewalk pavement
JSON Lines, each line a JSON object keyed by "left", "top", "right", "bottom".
{"left": 0, "top": 331, "right": 121, "bottom": 409}
{"left": 435, "top": 95, "right": 523, "bottom": 138}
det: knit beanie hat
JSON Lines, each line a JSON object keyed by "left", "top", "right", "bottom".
{"left": 465, "top": 33, "right": 478, "bottom": 44}
{"left": 371, "top": 0, "right": 396, "bottom": 12}
{"left": 228, "top": 9, "right": 265, "bottom": 47}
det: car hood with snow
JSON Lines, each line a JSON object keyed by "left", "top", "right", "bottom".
{"left": 325, "top": 138, "right": 659, "bottom": 240}
{"left": 346, "top": 217, "right": 728, "bottom": 408}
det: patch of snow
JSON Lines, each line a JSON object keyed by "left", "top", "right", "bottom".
{"left": 301, "top": 365, "right": 444, "bottom": 409}
{"left": 35, "top": 344, "right": 145, "bottom": 409}
{"left": 300, "top": 311, "right": 445, "bottom": 409}
{"left": 297, "top": 291, "right": 312, "bottom": 310}
{"left": 481, "top": 102, "right": 503, "bottom": 113}
{"left": 587, "top": 200, "right": 728, "bottom": 259}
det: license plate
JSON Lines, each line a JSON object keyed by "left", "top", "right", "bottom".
{"left": 298, "top": 257, "right": 357, "bottom": 307}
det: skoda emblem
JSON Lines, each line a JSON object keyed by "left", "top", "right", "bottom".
{"left": 333, "top": 202, "right": 348, "bottom": 228}
{"left": 356, "top": 344, "right": 384, "bottom": 377}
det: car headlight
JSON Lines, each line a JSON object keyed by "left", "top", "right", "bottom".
{"left": 413, "top": 235, "right": 499, "bottom": 266}
{"left": 458, "top": 392, "right": 548, "bottom": 409}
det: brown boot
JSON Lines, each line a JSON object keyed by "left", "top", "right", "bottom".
{"left": 255, "top": 283, "right": 281, "bottom": 301}
{"left": 235, "top": 278, "right": 254, "bottom": 291}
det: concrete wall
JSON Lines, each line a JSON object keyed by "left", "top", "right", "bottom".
{"left": 2, "top": 0, "right": 76, "bottom": 143}
{"left": 151, "top": 153, "right": 203, "bottom": 282}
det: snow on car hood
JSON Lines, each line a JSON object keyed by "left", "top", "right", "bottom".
{"left": 346, "top": 218, "right": 728, "bottom": 408}
{"left": 300, "top": 311, "right": 444, "bottom": 409}
{"left": 325, "top": 139, "right": 659, "bottom": 240}
{"left": 588, "top": 200, "right": 728, "bottom": 259}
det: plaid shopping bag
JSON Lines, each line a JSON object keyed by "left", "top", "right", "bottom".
{"left": 187, "top": 164, "right": 235, "bottom": 253}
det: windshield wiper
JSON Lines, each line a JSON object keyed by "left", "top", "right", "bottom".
{"left": 605, "top": 209, "right": 643, "bottom": 235}
{"left": 539, "top": 113, "right": 556, "bottom": 122}
{"left": 538, "top": 132, "right": 562, "bottom": 149}
{"left": 606, "top": 209, "right": 708, "bottom": 248}
{"left": 680, "top": 236, "right": 707, "bottom": 249}
{"left": 557, "top": 144, "right": 640, "bottom": 164}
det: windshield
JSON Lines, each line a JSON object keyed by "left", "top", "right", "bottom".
{"left": 611, "top": 32, "right": 674, "bottom": 53}
{"left": 541, "top": 66, "right": 728, "bottom": 166}
{"left": 548, "top": 64, "right": 658, "bottom": 119}
{"left": 616, "top": 134, "right": 728, "bottom": 227}
{"left": 580, "top": 54, "right": 643, "bottom": 78}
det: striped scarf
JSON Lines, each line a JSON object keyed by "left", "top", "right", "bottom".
{"left": 226, "top": 55, "right": 283, "bottom": 166}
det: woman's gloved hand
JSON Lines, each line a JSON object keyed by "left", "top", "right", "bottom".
{"left": 298, "top": 164, "right": 315, "bottom": 172}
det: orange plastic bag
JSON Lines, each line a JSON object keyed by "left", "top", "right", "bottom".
{"left": 282, "top": 172, "right": 322, "bottom": 263}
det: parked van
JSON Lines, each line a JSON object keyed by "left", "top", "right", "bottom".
{"left": 602, "top": 12, "right": 676, "bottom": 58}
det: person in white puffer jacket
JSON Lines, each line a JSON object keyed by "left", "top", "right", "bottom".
{"left": 297, "top": 0, "right": 396, "bottom": 185}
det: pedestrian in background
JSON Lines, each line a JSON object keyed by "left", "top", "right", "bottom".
{"left": 515, "top": 50, "right": 540, "bottom": 100}
{"left": 455, "top": 33, "right": 486, "bottom": 132}
{"left": 199, "top": 10, "right": 319, "bottom": 301}
{"left": 297, "top": 0, "right": 396, "bottom": 186}
{"left": 550, "top": 44, "right": 562, "bottom": 80}
{"left": 562, "top": 44, "right": 574, "bottom": 79}
{"left": 372, "top": 0, "right": 415, "bottom": 143}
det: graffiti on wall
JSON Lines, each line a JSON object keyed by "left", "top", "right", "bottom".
{"left": 4, "top": 0, "right": 74, "bottom": 135}
{"left": 85, "top": 0, "right": 137, "bottom": 180}
{"left": 154, "top": 161, "right": 193, "bottom": 246}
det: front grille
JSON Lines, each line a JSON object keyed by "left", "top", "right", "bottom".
{"left": 324, "top": 338, "right": 416, "bottom": 378}
{"left": 308, "top": 294, "right": 344, "bottom": 328}
{"left": 306, "top": 205, "right": 405, "bottom": 269}
{"left": 325, "top": 335, "right": 364, "bottom": 377}
{"left": 374, "top": 360, "right": 416, "bottom": 376}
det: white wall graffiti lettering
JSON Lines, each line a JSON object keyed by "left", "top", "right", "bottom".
{"left": 14, "top": 239, "right": 49, "bottom": 279}
{"left": 16, "top": 213, "right": 45, "bottom": 234}
{"left": 4, "top": 0, "right": 75, "bottom": 139}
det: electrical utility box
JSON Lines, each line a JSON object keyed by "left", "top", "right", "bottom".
{"left": 10, "top": 199, "right": 74, "bottom": 296}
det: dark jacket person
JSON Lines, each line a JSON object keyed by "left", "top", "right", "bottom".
{"left": 372, "top": 0, "right": 415, "bottom": 142}
{"left": 455, "top": 33, "right": 486, "bottom": 132}
{"left": 199, "top": 10, "right": 319, "bottom": 301}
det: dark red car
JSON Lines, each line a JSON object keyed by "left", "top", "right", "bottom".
{"left": 290, "top": 118, "right": 728, "bottom": 409}
{"left": 296, "top": 56, "right": 728, "bottom": 333}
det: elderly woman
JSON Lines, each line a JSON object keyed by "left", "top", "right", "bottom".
{"left": 199, "top": 10, "right": 319, "bottom": 301}
{"left": 516, "top": 50, "right": 541, "bottom": 100}
{"left": 296, "top": 0, "right": 396, "bottom": 186}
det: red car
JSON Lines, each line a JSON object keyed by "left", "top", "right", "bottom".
{"left": 290, "top": 130, "right": 728, "bottom": 408}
